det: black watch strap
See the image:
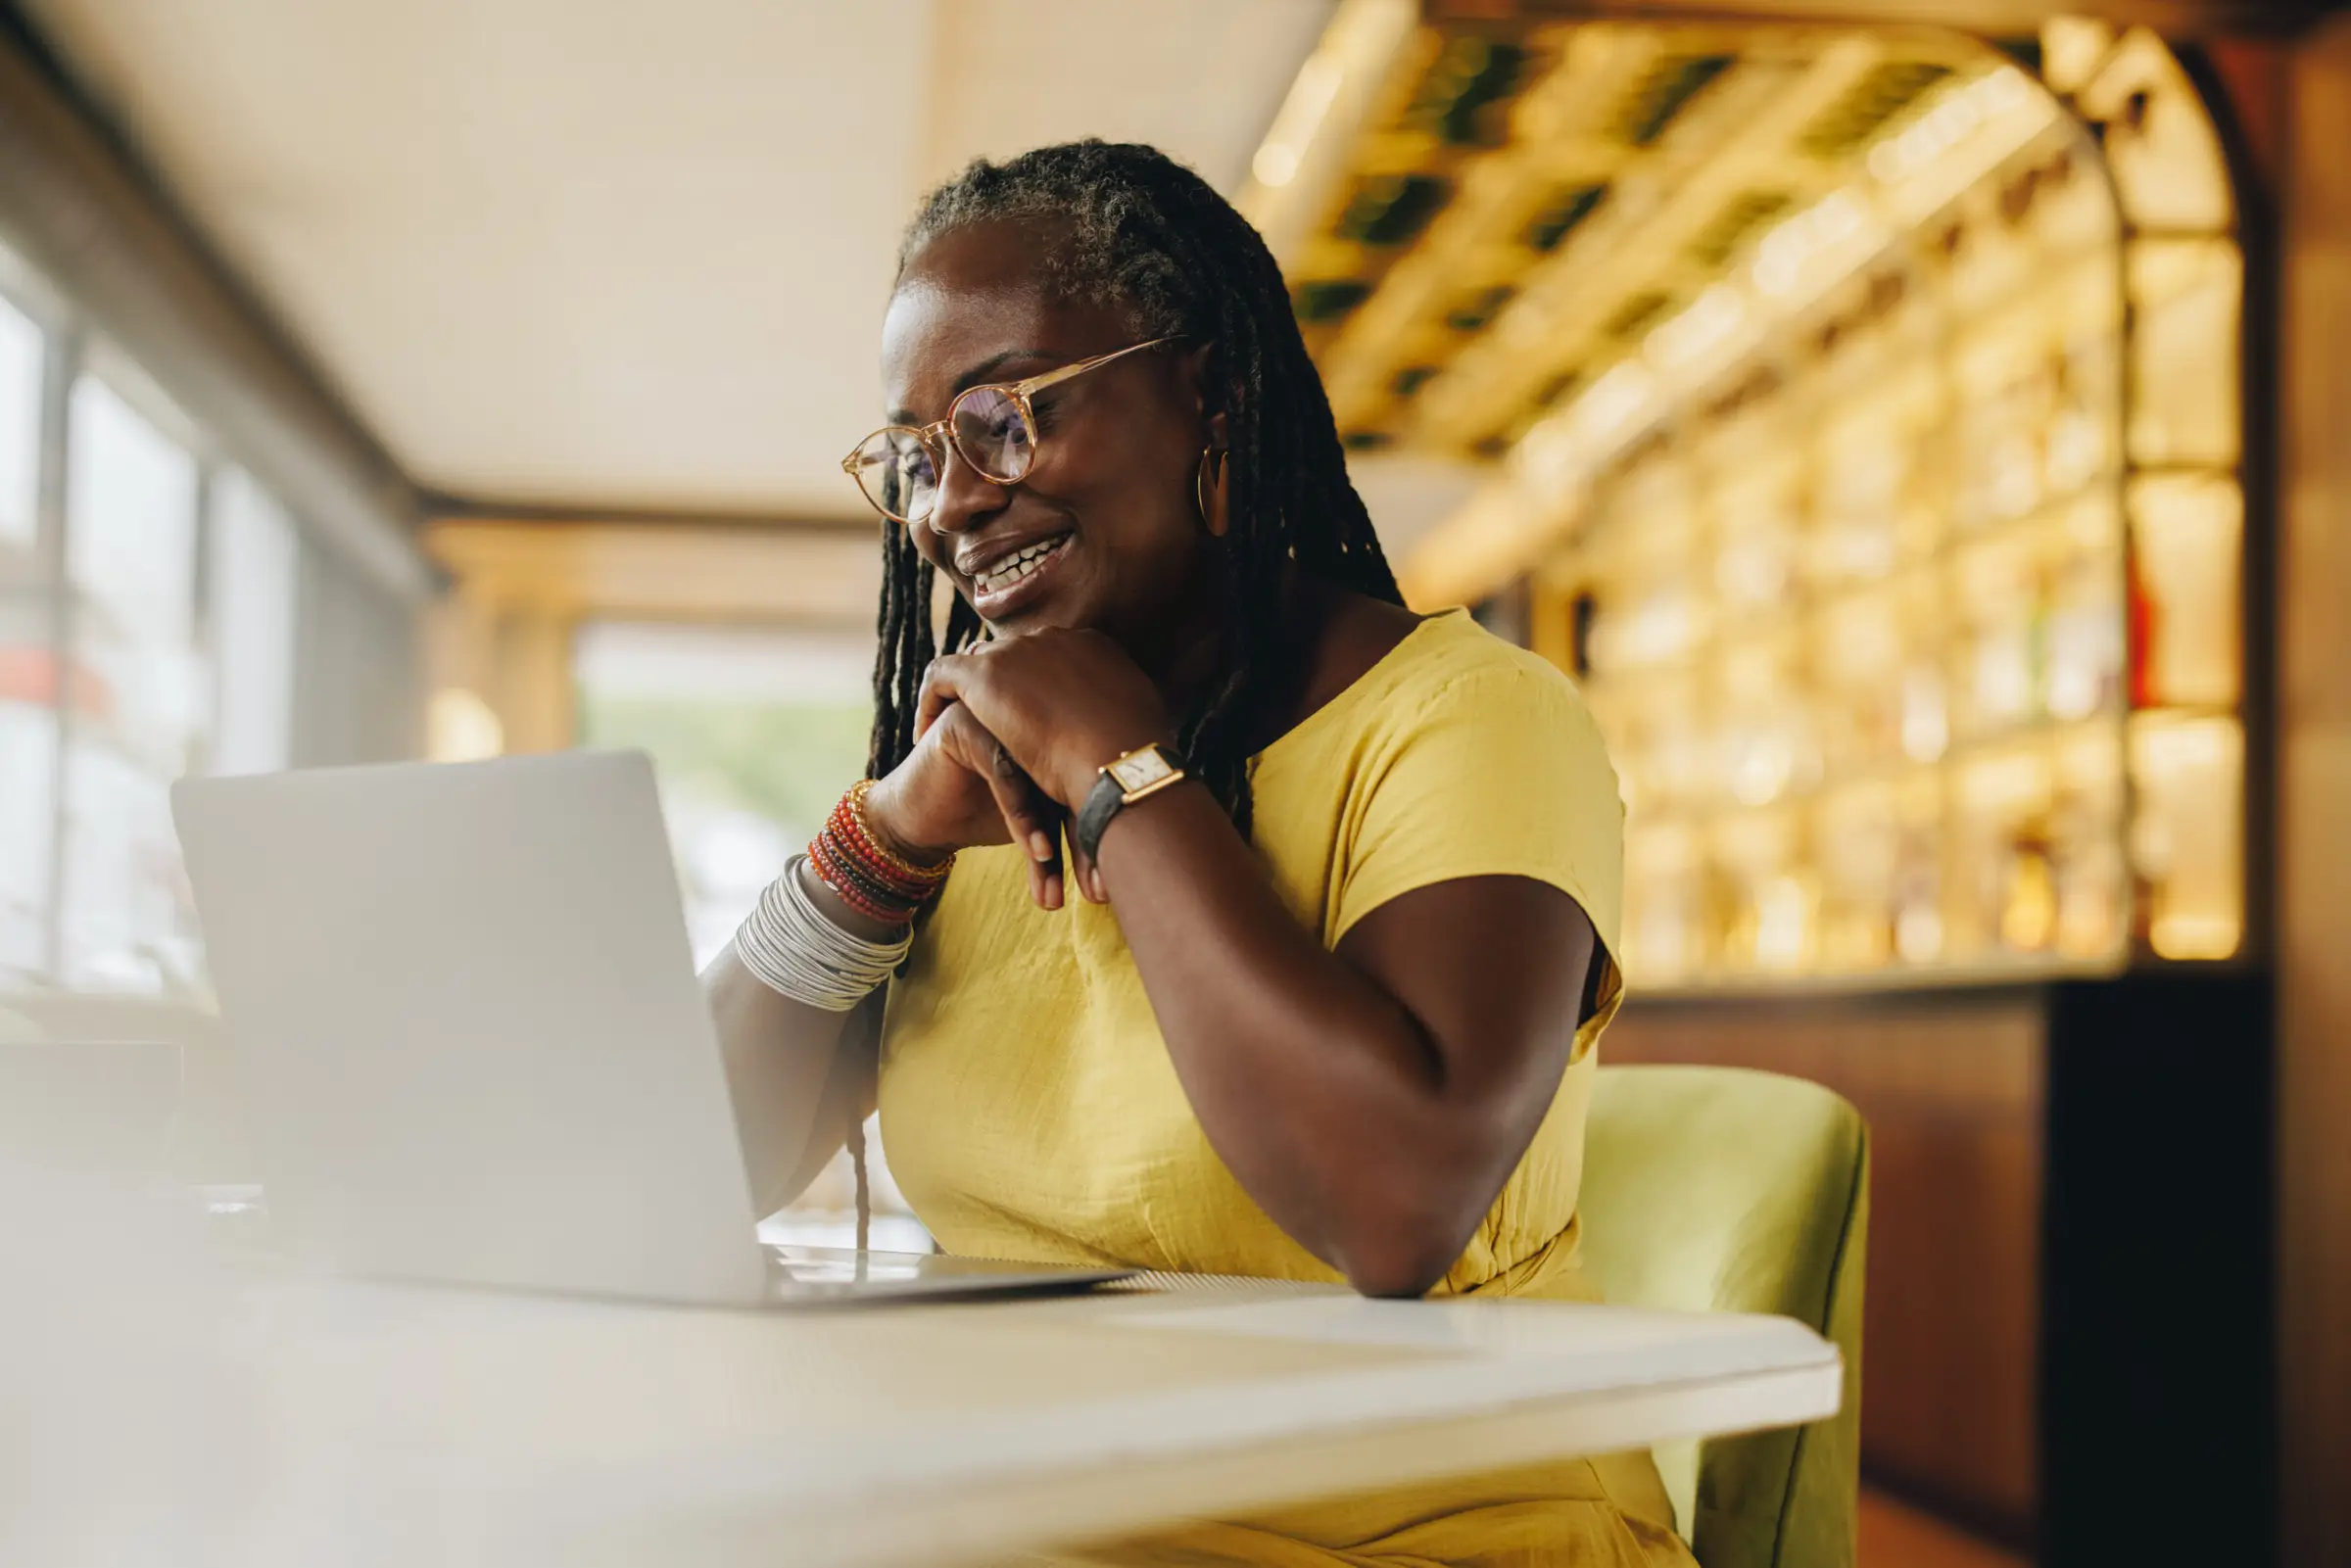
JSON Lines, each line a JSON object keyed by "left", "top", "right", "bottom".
{"left": 1071, "top": 743, "right": 1187, "bottom": 861}
{"left": 1072, "top": 771, "right": 1128, "bottom": 862}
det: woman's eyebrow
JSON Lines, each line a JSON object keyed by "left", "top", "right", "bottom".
{"left": 886, "top": 348, "right": 1057, "bottom": 423}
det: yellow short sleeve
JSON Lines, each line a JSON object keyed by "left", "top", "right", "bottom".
{"left": 1332, "top": 660, "right": 1625, "bottom": 965}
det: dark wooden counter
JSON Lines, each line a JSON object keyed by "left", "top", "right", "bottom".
{"left": 1600, "top": 973, "right": 2272, "bottom": 1567}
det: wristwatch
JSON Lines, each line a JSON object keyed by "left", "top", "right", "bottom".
{"left": 1072, "top": 742, "right": 1188, "bottom": 860}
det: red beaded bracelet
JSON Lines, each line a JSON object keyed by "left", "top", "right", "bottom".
{"left": 808, "top": 829, "right": 919, "bottom": 927}
{"left": 825, "top": 803, "right": 931, "bottom": 904}
{"left": 842, "top": 781, "right": 952, "bottom": 894}
{"left": 804, "top": 780, "right": 954, "bottom": 927}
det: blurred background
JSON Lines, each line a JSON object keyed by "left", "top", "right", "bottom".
{"left": 0, "top": 1, "right": 2346, "bottom": 1564}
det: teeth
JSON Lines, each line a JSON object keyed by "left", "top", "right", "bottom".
{"left": 978, "top": 536, "right": 1065, "bottom": 594}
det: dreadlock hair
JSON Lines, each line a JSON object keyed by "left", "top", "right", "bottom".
{"left": 866, "top": 139, "right": 1404, "bottom": 835}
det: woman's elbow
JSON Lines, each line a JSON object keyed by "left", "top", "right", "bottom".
{"left": 1343, "top": 1256, "right": 1450, "bottom": 1299}
{"left": 1329, "top": 1201, "right": 1479, "bottom": 1300}
{"left": 1312, "top": 1110, "right": 1513, "bottom": 1299}
{"left": 1336, "top": 1235, "right": 1462, "bottom": 1298}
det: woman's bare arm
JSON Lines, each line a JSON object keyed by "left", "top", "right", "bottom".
{"left": 699, "top": 862, "right": 892, "bottom": 1214}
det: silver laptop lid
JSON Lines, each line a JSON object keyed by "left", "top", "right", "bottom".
{"left": 173, "top": 751, "right": 768, "bottom": 1306}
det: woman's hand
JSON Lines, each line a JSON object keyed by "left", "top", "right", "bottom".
{"left": 916, "top": 630, "right": 1174, "bottom": 811}
{"left": 913, "top": 630, "right": 1175, "bottom": 903}
{"left": 863, "top": 700, "right": 1071, "bottom": 909}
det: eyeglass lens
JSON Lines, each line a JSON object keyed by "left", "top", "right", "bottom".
{"left": 948, "top": 387, "right": 1032, "bottom": 486}
{"left": 850, "top": 386, "right": 1036, "bottom": 521}
{"left": 850, "top": 429, "right": 936, "bottom": 522}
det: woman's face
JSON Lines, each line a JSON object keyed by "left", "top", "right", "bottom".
{"left": 880, "top": 219, "right": 1216, "bottom": 647}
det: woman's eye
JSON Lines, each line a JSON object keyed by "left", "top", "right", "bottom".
{"left": 1029, "top": 394, "right": 1064, "bottom": 432}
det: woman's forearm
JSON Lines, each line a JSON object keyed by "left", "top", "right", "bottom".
{"left": 1091, "top": 784, "right": 1577, "bottom": 1297}
{"left": 700, "top": 861, "right": 895, "bottom": 1214}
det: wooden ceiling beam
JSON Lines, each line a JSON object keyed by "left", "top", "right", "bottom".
{"left": 1441, "top": 0, "right": 2340, "bottom": 41}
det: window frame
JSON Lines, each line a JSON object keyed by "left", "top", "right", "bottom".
{"left": 0, "top": 244, "right": 309, "bottom": 993}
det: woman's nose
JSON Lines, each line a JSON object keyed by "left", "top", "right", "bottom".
{"left": 925, "top": 441, "right": 1008, "bottom": 536}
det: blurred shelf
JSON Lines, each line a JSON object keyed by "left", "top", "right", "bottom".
{"left": 1627, "top": 950, "right": 2128, "bottom": 1002}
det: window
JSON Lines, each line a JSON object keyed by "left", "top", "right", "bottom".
{"left": 0, "top": 292, "right": 38, "bottom": 548}
{"left": 574, "top": 621, "right": 874, "bottom": 965}
{"left": 0, "top": 292, "right": 51, "bottom": 981}
{"left": 575, "top": 620, "right": 927, "bottom": 1249}
{"left": 0, "top": 255, "right": 310, "bottom": 996}
{"left": 58, "top": 375, "right": 204, "bottom": 990}
{"left": 209, "top": 468, "right": 298, "bottom": 777}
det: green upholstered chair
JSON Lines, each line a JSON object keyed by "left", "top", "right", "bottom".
{"left": 1578, "top": 1065, "right": 1870, "bottom": 1568}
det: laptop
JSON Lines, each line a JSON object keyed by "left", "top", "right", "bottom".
{"left": 171, "top": 750, "right": 1131, "bottom": 1307}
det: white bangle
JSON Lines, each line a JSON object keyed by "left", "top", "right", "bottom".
{"left": 732, "top": 856, "right": 912, "bottom": 1011}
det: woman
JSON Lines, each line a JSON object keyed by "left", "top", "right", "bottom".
{"left": 705, "top": 141, "right": 1689, "bottom": 1567}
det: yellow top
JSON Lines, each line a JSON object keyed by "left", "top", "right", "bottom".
{"left": 879, "top": 608, "right": 1691, "bottom": 1566}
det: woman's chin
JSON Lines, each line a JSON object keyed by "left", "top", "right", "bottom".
{"left": 983, "top": 604, "right": 1092, "bottom": 639}
{"left": 976, "top": 576, "right": 1100, "bottom": 637}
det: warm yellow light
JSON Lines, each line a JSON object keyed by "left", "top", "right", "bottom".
{"left": 1958, "top": 751, "right": 2049, "bottom": 811}
{"left": 1646, "top": 286, "right": 1745, "bottom": 372}
{"left": 1250, "top": 56, "right": 1343, "bottom": 190}
{"left": 1568, "top": 359, "right": 1656, "bottom": 448}
{"left": 1511, "top": 356, "right": 1663, "bottom": 504}
{"left": 2150, "top": 913, "right": 2240, "bottom": 961}
{"left": 2040, "top": 17, "right": 2117, "bottom": 94}
{"left": 1755, "top": 876, "right": 1813, "bottom": 971}
{"left": 1865, "top": 66, "right": 2037, "bottom": 186}
{"left": 2131, "top": 474, "right": 2243, "bottom": 709}
{"left": 428, "top": 688, "right": 504, "bottom": 762}
{"left": 2130, "top": 713, "right": 2243, "bottom": 961}
{"left": 2132, "top": 711, "right": 2236, "bottom": 773}
{"left": 1895, "top": 904, "right": 1944, "bottom": 964}
{"left": 2002, "top": 855, "right": 2058, "bottom": 951}
{"left": 1252, "top": 144, "right": 1301, "bottom": 188}
{"left": 1752, "top": 188, "right": 1869, "bottom": 296}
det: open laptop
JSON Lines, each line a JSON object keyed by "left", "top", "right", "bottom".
{"left": 170, "top": 750, "right": 1130, "bottom": 1307}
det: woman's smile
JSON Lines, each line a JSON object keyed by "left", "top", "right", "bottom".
{"left": 964, "top": 530, "right": 1075, "bottom": 619}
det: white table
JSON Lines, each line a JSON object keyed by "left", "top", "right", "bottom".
{"left": 201, "top": 1274, "right": 1840, "bottom": 1567}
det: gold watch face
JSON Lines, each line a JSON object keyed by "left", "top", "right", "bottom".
{"left": 1107, "top": 745, "right": 1177, "bottom": 796}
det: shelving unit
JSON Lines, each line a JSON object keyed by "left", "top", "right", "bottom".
{"left": 1246, "top": 8, "right": 2272, "bottom": 1549}
{"left": 1248, "top": 13, "right": 2248, "bottom": 993}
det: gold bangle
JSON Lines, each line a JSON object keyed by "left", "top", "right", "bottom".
{"left": 848, "top": 779, "right": 954, "bottom": 884}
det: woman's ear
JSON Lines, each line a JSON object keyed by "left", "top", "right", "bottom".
{"left": 1180, "top": 340, "right": 1217, "bottom": 409}
{"left": 1180, "top": 341, "right": 1230, "bottom": 446}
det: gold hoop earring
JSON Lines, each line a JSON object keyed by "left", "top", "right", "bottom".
{"left": 1195, "top": 446, "right": 1229, "bottom": 538}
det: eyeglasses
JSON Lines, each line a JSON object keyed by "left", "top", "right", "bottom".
{"left": 840, "top": 337, "right": 1176, "bottom": 524}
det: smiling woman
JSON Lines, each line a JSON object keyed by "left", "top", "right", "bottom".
{"left": 701, "top": 141, "right": 1679, "bottom": 1567}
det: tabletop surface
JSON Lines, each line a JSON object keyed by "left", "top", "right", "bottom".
{"left": 214, "top": 1269, "right": 1842, "bottom": 1567}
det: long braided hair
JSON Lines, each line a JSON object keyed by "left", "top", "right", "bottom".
{"left": 846, "top": 140, "right": 1404, "bottom": 1246}
{"left": 867, "top": 139, "right": 1403, "bottom": 825}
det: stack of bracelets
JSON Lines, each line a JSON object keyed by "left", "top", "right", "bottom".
{"left": 732, "top": 780, "right": 950, "bottom": 1013}
{"left": 806, "top": 779, "right": 953, "bottom": 927}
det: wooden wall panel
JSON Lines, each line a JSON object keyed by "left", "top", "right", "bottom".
{"left": 2279, "top": 24, "right": 2351, "bottom": 1567}
{"left": 1602, "top": 995, "right": 2045, "bottom": 1544}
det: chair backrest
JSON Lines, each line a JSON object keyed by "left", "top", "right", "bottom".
{"left": 1578, "top": 1064, "right": 1869, "bottom": 1568}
